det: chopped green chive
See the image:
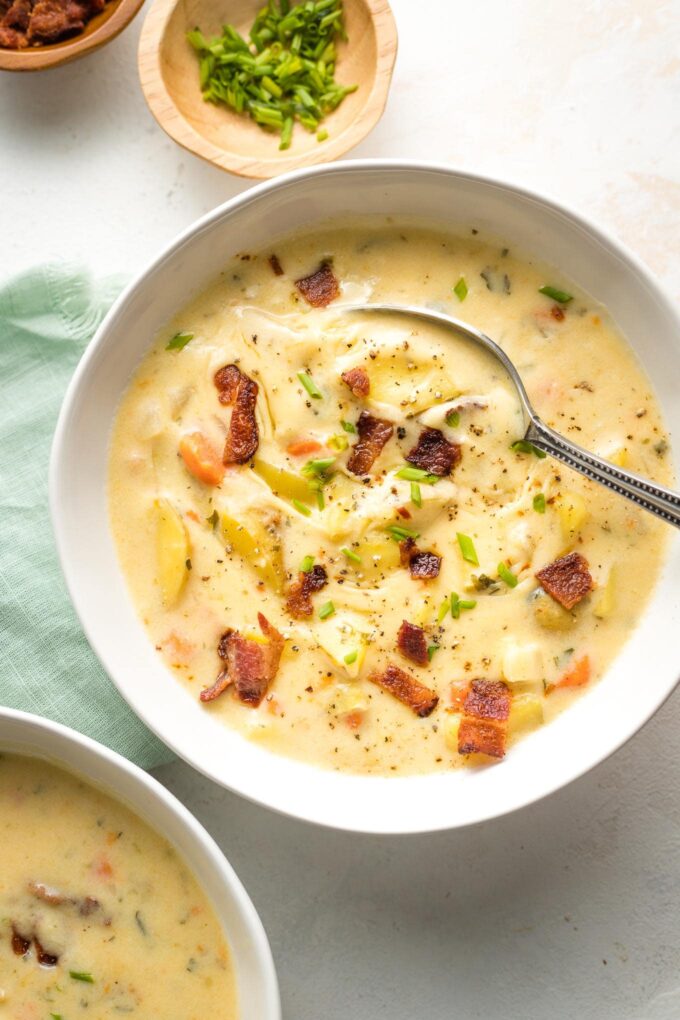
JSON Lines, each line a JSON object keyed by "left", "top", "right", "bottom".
{"left": 453, "top": 277, "right": 468, "bottom": 302}
{"left": 341, "top": 419, "right": 357, "bottom": 434}
{"left": 300, "top": 555, "right": 315, "bottom": 573}
{"left": 410, "top": 481, "right": 422, "bottom": 508}
{"left": 316, "top": 488, "right": 325, "bottom": 510}
{"left": 343, "top": 649, "right": 358, "bottom": 664}
{"left": 533, "top": 492, "right": 546, "bottom": 513}
{"left": 297, "top": 371, "right": 323, "bottom": 399}
{"left": 445, "top": 409, "right": 460, "bottom": 427}
{"left": 341, "top": 546, "right": 361, "bottom": 564}
{"left": 318, "top": 600, "right": 335, "bottom": 620}
{"left": 438, "top": 599, "right": 450, "bottom": 623}
{"left": 427, "top": 644, "right": 439, "bottom": 661}
{"left": 165, "top": 331, "right": 194, "bottom": 351}
{"left": 510, "top": 439, "right": 547, "bottom": 458}
{"left": 456, "top": 532, "right": 479, "bottom": 565}
{"left": 386, "top": 524, "right": 420, "bottom": 542}
{"left": 303, "top": 457, "right": 335, "bottom": 475}
{"left": 395, "top": 466, "right": 439, "bottom": 484}
{"left": 451, "top": 592, "right": 476, "bottom": 617}
{"left": 539, "top": 285, "right": 573, "bottom": 304}
{"left": 69, "top": 971, "right": 94, "bottom": 983}
{"left": 498, "top": 562, "right": 518, "bottom": 588}
{"left": 50, "top": 1014, "right": 63, "bottom": 1020}
{"left": 292, "top": 498, "right": 312, "bottom": 516}
{"left": 188, "top": 2, "right": 356, "bottom": 150}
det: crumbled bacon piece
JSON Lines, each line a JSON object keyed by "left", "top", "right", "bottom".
{"left": 29, "top": 881, "right": 68, "bottom": 905}
{"left": 457, "top": 679, "right": 511, "bottom": 759}
{"left": 295, "top": 262, "right": 339, "bottom": 307}
{"left": 33, "top": 936, "right": 58, "bottom": 967}
{"left": 463, "top": 679, "right": 510, "bottom": 721}
{"left": 369, "top": 662, "right": 439, "bottom": 717}
{"left": 457, "top": 718, "right": 507, "bottom": 759}
{"left": 346, "top": 411, "right": 394, "bottom": 475}
{"left": 535, "top": 552, "right": 593, "bottom": 610}
{"left": 341, "top": 366, "right": 370, "bottom": 398}
{"left": 397, "top": 620, "right": 428, "bottom": 666}
{"left": 551, "top": 304, "right": 565, "bottom": 321}
{"left": 285, "top": 564, "right": 328, "bottom": 618}
{"left": 399, "top": 537, "right": 441, "bottom": 580}
{"left": 200, "top": 614, "right": 284, "bottom": 707}
{"left": 268, "top": 254, "right": 284, "bottom": 276}
{"left": 406, "top": 427, "right": 461, "bottom": 476}
{"left": 214, "top": 364, "right": 243, "bottom": 405}
{"left": 214, "top": 364, "right": 260, "bottom": 464}
{"left": 11, "top": 926, "right": 30, "bottom": 956}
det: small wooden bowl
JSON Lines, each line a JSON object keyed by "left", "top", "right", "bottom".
{"left": 0, "top": 0, "right": 145, "bottom": 72}
{"left": 138, "top": 0, "right": 397, "bottom": 179}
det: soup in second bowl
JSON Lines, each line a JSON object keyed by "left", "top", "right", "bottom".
{"left": 0, "top": 753, "right": 238, "bottom": 1019}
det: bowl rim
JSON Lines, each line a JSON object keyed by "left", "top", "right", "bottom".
{"left": 137, "top": 0, "right": 398, "bottom": 179}
{"left": 0, "top": 704, "right": 282, "bottom": 1017}
{"left": 0, "top": 0, "right": 145, "bottom": 72}
{"left": 49, "top": 159, "right": 680, "bottom": 833}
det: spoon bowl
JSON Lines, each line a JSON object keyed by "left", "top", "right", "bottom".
{"left": 348, "top": 302, "right": 680, "bottom": 528}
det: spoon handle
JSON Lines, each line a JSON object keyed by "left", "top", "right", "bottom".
{"left": 526, "top": 419, "right": 680, "bottom": 528}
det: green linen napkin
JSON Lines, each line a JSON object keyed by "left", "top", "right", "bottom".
{"left": 0, "top": 264, "right": 174, "bottom": 769}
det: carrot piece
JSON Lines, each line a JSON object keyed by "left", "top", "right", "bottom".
{"left": 94, "top": 855, "right": 114, "bottom": 880}
{"left": 344, "top": 710, "right": 365, "bottom": 731}
{"left": 286, "top": 439, "right": 323, "bottom": 457}
{"left": 550, "top": 655, "right": 591, "bottom": 693}
{"left": 179, "top": 432, "right": 225, "bottom": 486}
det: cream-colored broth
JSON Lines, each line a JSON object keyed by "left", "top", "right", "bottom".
{"left": 0, "top": 754, "right": 237, "bottom": 1019}
{"left": 108, "top": 222, "right": 671, "bottom": 775}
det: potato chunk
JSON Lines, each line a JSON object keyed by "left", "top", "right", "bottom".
{"left": 221, "top": 511, "right": 284, "bottom": 594}
{"left": 155, "top": 499, "right": 190, "bottom": 607}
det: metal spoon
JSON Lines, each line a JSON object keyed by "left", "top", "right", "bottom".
{"left": 346, "top": 303, "right": 680, "bottom": 528}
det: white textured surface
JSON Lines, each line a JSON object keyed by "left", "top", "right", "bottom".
{"left": 2, "top": 0, "right": 679, "bottom": 1016}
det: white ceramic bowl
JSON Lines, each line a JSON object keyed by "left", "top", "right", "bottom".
{"left": 0, "top": 707, "right": 280, "bottom": 1019}
{"left": 50, "top": 161, "right": 680, "bottom": 834}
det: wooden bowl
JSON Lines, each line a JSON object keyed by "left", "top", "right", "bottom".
{"left": 0, "top": 0, "right": 145, "bottom": 72}
{"left": 138, "top": 0, "right": 397, "bottom": 179}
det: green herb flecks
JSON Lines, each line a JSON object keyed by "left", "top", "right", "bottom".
{"left": 187, "top": 1, "right": 358, "bottom": 150}
{"left": 395, "top": 466, "right": 439, "bottom": 484}
{"left": 166, "top": 331, "right": 194, "bottom": 351}
{"left": 300, "top": 554, "right": 315, "bottom": 572}
{"left": 410, "top": 481, "right": 422, "bottom": 508}
{"left": 450, "top": 592, "right": 476, "bottom": 619}
{"left": 533, "top": 492, "right": 546, "bottom": 513}
{"left": 343, "top": 649, "right": 358, "bottom": 664}
{"left": 453, "top": 277, "right": 468, "bottom": 302}
{"left": 206, "top": 509, "right": 220, "bottom": 529}
{"left": 445, "top": 409, "right": 460, "bottom": 427}
{"left": 510, "top": 439, "right": 547, "bottom": 458}
{"left": 297, "top": 371, "right": 323, "bottom": 399}
{"left": 292, "top": 498, "right": 312, "bottom": 516}
{"left": 539, "top": 285, "right": 573, "bottom": 304}
{"left": 341, "top": 419, "right": 357, "bottom": 434}
{"left": 427, "top": 644, "right": 439, "bottom": 661}
{"left": 318, "top": 600, "right": 335, "bottom": 620}
{"left": 386, "top": 524, "right": 420, "bottom": 542}
{"left": 456, "top": 532, "right": 479, "bottom": 565}
{"left": 497, "top": 562, "right": 518, "bottom": 588}
{"left": 69, "top": 971, "right": 94, "bottom": 984}
{"left": 341, "top": 546, "right": 361, "bottom": 564}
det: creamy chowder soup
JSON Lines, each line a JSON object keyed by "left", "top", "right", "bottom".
{"left": 0, "top": 754, "right": 237, "bottom": 1019}
{"left": 108, "top": 222, "right": 672, "bottom": 775}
